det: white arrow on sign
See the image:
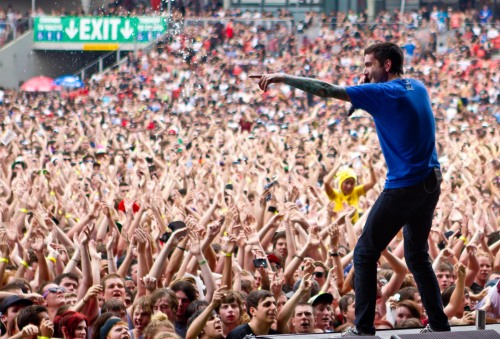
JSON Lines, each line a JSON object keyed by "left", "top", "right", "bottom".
{"left": 120, "top": 20, "right": 134, "bottom": 39}
{"left": 65, "top": 20, "right": 79, "bottom": 39}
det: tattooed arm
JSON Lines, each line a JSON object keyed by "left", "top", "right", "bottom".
{"left": 250, "top": 73, "right": 351, "bottom": 101}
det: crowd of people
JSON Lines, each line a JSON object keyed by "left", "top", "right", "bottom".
{"left": 0, "top": 1, "right": 498, "bottom": 339}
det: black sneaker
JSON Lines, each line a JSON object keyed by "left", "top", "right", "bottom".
{"left": 341, "top": 326, "right": 373, "bottom": 337}
{"left": 420, "top": 325, "right": 434, "bottom": 333}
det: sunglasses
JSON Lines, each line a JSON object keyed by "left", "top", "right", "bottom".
{"left": 43, "top": 287, "right": 66, "bottom": 298}
{"left": 36, "top": 170, "right": 49, "bottom": 175}
{"left": 84, "top": 160, "right": 95, "bottom": 163}
{"left": 313, "top": 272, "right": 325, "bottom": 278}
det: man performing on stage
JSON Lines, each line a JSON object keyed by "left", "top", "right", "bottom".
{"left": 250, "top": 42, "right": 450, "bottom": 336}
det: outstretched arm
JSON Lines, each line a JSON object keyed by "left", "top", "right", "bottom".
{"left": 250, "top": 74, "right": 351, "bottom": 101}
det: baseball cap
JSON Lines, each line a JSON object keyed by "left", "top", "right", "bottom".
{"left": 0, "top": 296, "right": 33, "bottom": 315}
{"left": 308, "top": 292, "right": 334, "bottom": 306}
{"left": 267, "top": 253, "right": 281, "bottom": 265}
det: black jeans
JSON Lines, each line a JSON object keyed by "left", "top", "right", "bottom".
{"left": 353, "top": 170, "right": 450, "bottom": 334}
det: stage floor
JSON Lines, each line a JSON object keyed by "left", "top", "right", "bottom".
{"left": 257, "top": 324, "right": 500, "bottom": 338}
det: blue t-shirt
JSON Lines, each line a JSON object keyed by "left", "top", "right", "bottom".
{"left": 403, "top": 43, "right": 416, "bottom": 56}
{"left": 346, "top": 78, "right": 439, "bottom": 189}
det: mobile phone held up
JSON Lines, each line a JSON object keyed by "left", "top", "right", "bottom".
{"left": 253, "top": 258, "right": 268, "bottom": 269}
{"left": 160, "top": 221, "right": 186, "bottom": 243}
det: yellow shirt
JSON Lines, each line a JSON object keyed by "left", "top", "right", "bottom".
{"left": 327, "top": 184, "right": 365, "bottom": 223}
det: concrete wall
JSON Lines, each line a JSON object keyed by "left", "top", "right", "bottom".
{"left": 0, "top": 30, "right": 108, "bottom": 89}
{"left": 0, "top": 31, "right": 40, "bottom": 89}
{"left": 5, "top": 0, "right": 109, "bottom": 14}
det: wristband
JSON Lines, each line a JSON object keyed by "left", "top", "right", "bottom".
{"left": 199, "top": 260, "right": 207, "bottom": 265}
{"left": 19, "top": 208, "right": 29, "bottom": 213}
{"left": 459, "top": 235, "right": 468, "bottom": 245}
{"left": 0, "top": 258, "right": 8, "bottom": 264}
{"left": 267, "top": 206, "right": 277, "bottom": 213}
{"left": 65, "top": 213, "right": 72, "bottom": 219}
{"left": 177, "top": 246, "right": 187, "bottom": 252}
{"left": 295, "top": 255, "right": 305, "bottom": 261}
{"left": 46, "top": 256, "right": 57, "bottom": 263}
{"left": 225, "top": 252, "right": 232, "bottom": 257}
{"left": 329, "top": 252, "right": 339, "bottom": 257}
{"left": 38, "top": 336, "right": 51, "bottom": 339}
{"left": 20, "top": 260, "right": 29, "bottom": 269}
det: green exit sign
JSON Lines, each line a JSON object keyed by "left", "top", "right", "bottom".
{"left": 34, "top": 16, "right": 167, "bottom": 44}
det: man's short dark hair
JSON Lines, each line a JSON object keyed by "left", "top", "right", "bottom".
{"left": 215, "top": 290, "right": 245, "bottom": 316}
{"left": 398, "top": 287, "right": 419, "bottom": 302}
{"left": 170, "top": 280, "right": 197, "bottom": 302}
{"left": 101, "top": 273, "right": 125, "bottom": 291}
{"left": 1, "top": 282, "right": 27, "bottom": 294}
{"left": 54, "top": 272, "right": 80, "bottom": 286}
{"left": 293, "top": 302, "right": 314, "bottom": 317}
{"left": 150, "top": 288, "right": 179, "bottom": 312}
{"left": 16, "top": 305, "right": 48, "bottom": 329}
{"left": 241, "top": 279, "right": 253, "bottom": 295}
{"left": 272, "top": 231, "right": 286, "bottom": 250}
{"left": 435, "top": 262, "right": 454, "bottom": 274}
{"left": 246, "top": 290, "right": 274, "bottom": 316}
{"left": 187, "top": 308, "right": 217, "bottom": 329}
{"left": 339, "top": 293, "right": 355, "bottom": 313}
{"left": 101, "top": 299, "right": 127, "bottom": 314}
{"left": 185, "top": 300, "right": 209, "bottom": 322}
{"left": 364, "top": 42, "right": 404, "bottom": 75}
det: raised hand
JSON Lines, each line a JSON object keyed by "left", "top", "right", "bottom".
{"left": 327, "top": 267, "right": 339, "bottom": 291}
{"left": 31, "top": 230, "right": 46, "bottom": 253}
{"left": 220, "top": 235, "right": 237, "bottom": 255}
{"left": 299, "top": 273, "right": 315, "bottom": 294}
{"left": 89, "top": 201, "right": 102, "bottom": 219}
{"left": 270, "top": 270, "right": 285, "bottom": 297}
{"left": 106, "top": 229, "right": 117, "bottom": 252}
{"left": 206, "top": 222, "right": 221, "bottom": 238}
{"left": 329, "top": 223, "right": 340, "bottom": 247}
{"left": 89, "top": 240, "right": 102, "bottom": 260}
{"left": 151, "top": 221, "right": 161, "bottom": 243}
{"left": 306, "top": 225, "right": 321, "bottom": 247}
{"left": 441, "top": 248, "right": 455, "bottom": 259}
{"left": 135, "top": 228, "right": 149, "bottom": 251}
{"left": 288, "top": 186, "right": 299, "bottom": 202}
{"left": 454, "top": 263, "right": 466, "bottom": 281}
{"left": 188, "top": 232, "right": 202, "bottom": 256}
{"left": 140, "top": 275, "right": 158, "bottom": 292}
{"left": 83, "top": 284, "right": 103, "bottom": 302}
{"left": 249, "top": 74, "right": 285, "bottom": 92}
{"left": 20, "top": 324, "right": 39, "bottom": 337}
{"left": 39, "top": 318, "right": 54, "bottom": 338}
{"left": 211, "top": 285, "right": 227, "bottom": 308}
{"left": 301, "top": 258, "right": 315, "bottom": 275}
{"left": 78, "top": 225, "right": 94, "bottom": 246}
{"left": 327, "top": 202, "right": 336, "bottom": 219}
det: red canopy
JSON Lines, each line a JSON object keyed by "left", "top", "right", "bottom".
{"left": 20, "top": 76, "right": 59, "bottom": 92}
